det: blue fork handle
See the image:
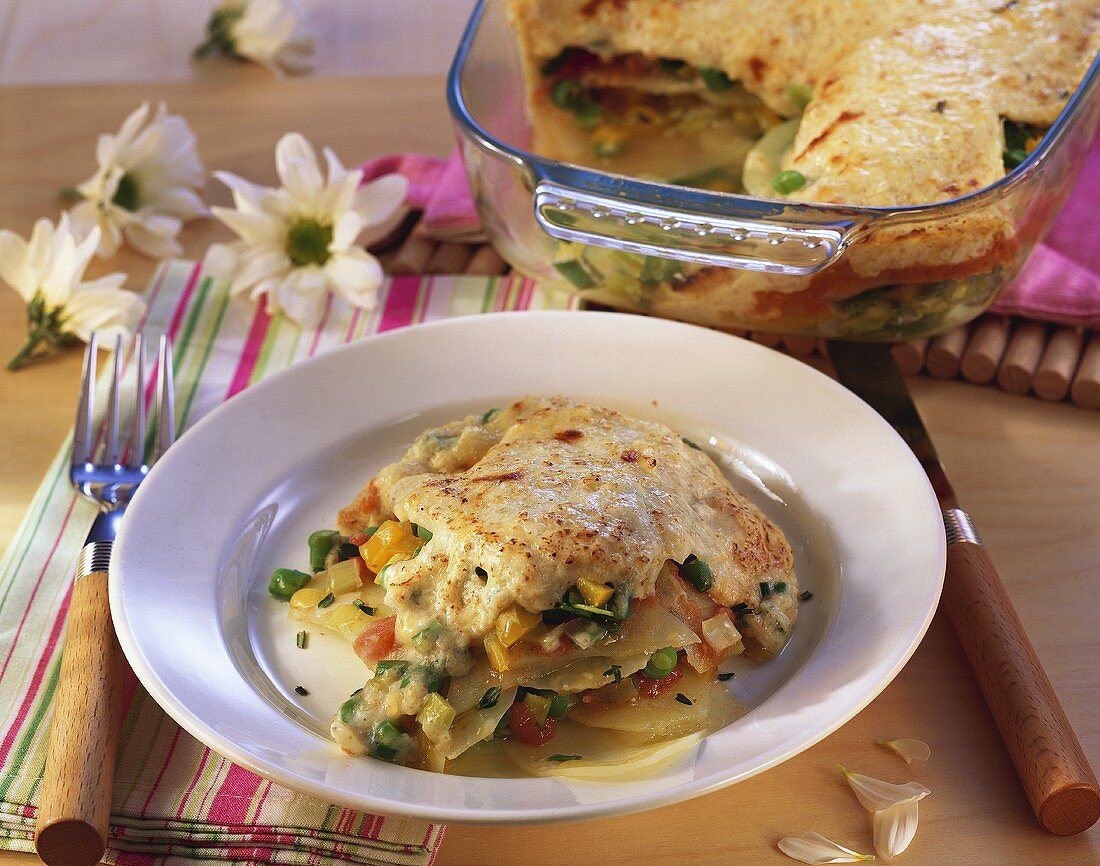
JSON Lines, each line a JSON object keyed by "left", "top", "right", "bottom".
{"left": 35, "top": 545, "right": 124, "bottom": 866}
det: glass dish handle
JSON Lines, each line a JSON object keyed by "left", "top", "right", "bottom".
{"left": 533, "top": 173, "right": 867, "bottom": 276}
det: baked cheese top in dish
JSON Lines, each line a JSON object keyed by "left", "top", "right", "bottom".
{"left": 507, "top": 0, "right": 1099, "bottom": 206}
{"left": 267, "top": 397, "right": 801, "bottom": 776}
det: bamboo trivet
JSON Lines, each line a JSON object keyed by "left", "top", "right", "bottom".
{"left": 375, "top": 218, "right": 1099, "bottom": 411}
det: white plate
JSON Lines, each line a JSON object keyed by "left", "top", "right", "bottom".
{"left": 112, "top": 311, "right": 945, "bottom": 825}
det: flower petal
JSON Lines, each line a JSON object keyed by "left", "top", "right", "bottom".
{"left": 873, "top": 798, "right": 920, "bottom": 863}
{"left": 839, "top": 767, "right": 930, "bottom": 813}
{"left": 275, "top": 133, "right": 324, "bottom": 214}
{"left": 354, "top": 174, "right": 409, "bottom": 228}
{"left": 124, "top": 214, "right": 183, "bottom": 259}
{"left": 0, "top": 229, "right": 33, "bottom": 300}
{"left": 268, "top": 267, "right": 327, "bottom": 328}
{"left": 203, "top": 243, "right": 242, "bottom": 282}
{"left": 777, "top": 832, "right": 875, "bottom": 864}
{"left": 229, "top": 246, "right": 290, "bottom": 297}
{"left": 877, "top": 739, "right": 931, "bottom": 764}
{"left": 324, "top": 250, "right": 383, "bottom": 309}
{"left": 210, "top": 205, "right": 284, "bottom": 247}
{"left": 62, "top": 287, "right": 145, "bottom": 343}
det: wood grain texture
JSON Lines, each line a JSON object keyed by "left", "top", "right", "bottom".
{"left": 34, "top": 572, "right": 123, "bottom": 866}
{"left": 941, "top": 542, "right": 1100, "bottom": 835}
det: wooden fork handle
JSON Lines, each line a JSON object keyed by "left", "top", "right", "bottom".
{"left": 35, "top": 555, "right": 124, "bottom": 866}
{"left": 940, "top": 520, "right": 1100, "bottom": 835}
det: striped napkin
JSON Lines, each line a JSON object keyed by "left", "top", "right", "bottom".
{"left": 0, "top": 261, "right": 578, "bottom": 865}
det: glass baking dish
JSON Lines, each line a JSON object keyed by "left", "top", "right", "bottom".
{"left": 447, "top": 0, "right": 1100, "bottom": 341}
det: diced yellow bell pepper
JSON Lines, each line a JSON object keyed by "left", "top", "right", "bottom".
{"left": 323, "top": 603, "right": 373, "bottom": 642}
{"left": 524, "top": 693, "right": 552, "bottom": 725}
{"left": 326, "top": 559, "right": 363, "bottom": 595}
{"left": 290, "top": 587, "right": 328, "bottom": 610}
{"left": 416, "top": 693, "right": 456, "bottom": 743}
{"left": 484, "top": 632, "right": 510, "bottom": 672}
{"left": 363, "top": 520, "right": 421, "bottom": 573}
{"left": 494, "top": 605, "right": 542, "bottom": 648}
{"left": 576, "top": 578, "right": 614, "bottom": 608}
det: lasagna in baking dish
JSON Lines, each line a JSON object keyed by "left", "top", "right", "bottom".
{"left": 501, "top": 0, "right": 1099, "bottom": 335}
{"left": 268, "top": 397, "right": 799, "bottom": 776}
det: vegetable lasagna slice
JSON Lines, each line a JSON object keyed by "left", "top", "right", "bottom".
{"left": 276, "top": 397, "right": 800, "bottom": 775}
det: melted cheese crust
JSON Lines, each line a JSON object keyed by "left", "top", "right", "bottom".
{"left": 339, "top": 397, "right": 794, "bottom": 674}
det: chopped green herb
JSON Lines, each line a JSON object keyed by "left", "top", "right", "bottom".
{"left": 540, "top": 47, "right": 579, "bottom": 77}
{"left": 413, "top": 523, "right": 433, "bottom": 541}
{"left": 759, "top": 581, "right": 772, "bottom": 598}
{"left": 773, "top": 581, "right": 787, "bottom": 594}
{"left": 480, "top": 408, "right": 499, "bottom": 423}
{"left": 698, "top": 67, "right": 732, "bottom": 92}
{"left": 933, "top": 100, "right": 947, "bottom": 113}
{"left": 609, "top": 585, "right": 633, "bottom": 621}
{"left": 412, "top": 622, "right": 442, "bottom": 643}
{"left": 731, "top": 602, "right": 750, "bottom": 614}
{"left": 546, "top": 754, "right": 583, "bottom": 763}
{"left": 718, "top": 671, "right": 736, "bottom": 682}
{"left": 479, "top": 687, "right": 502, "bottom": 710}
{"left": 294, "top": 685, "right": 309, "bottom": 696}
{"left": 375, "top": 659, "right": 410, "bottom": 677}
{"left": 553, "top": 258, "right": 599, "bottom": 289}
{"left": 772, "top": 169, "right": 807, "bottom": 194}
{"left": 354, "top": 599, "right": 376, "bottom": 616}
{"left": 337, "top": 541, "right": 360, "bottom": 560}
{"left": 681, "top": 437, "right": 702, "bottom": 450}
{"left": 604, "top": 664, "right": 623, "bottom": 684}
{"left": 679, "top": 555, "right": 713, "bottom": 592}
{"left": 799, "top": 590, "right": 814, "bottom": 602}
{"left": 296, "top": 630, "right": 308, "bottom": 649}
{"left": 363, "top": 525, "right": 379, "bottom": 538}
{"left": 339, "top": 697, "right": 357, "bottom": 724}
{"left": 674, "top": 693, "right": 693, "bottom": 705}
{"left": 268, "top": 568, "right": 311, "bottom": 600}
{"left": 317, "top": 592, "right": 335, "bottom": 609}
{"left": 548, "top": 694, "right": 573, "bottom": 720}
{"left": 658, "top": 58, "right": 688, "bottom": 74}
{"left": 562, "top": 601, "right": 616, "bottom": 618}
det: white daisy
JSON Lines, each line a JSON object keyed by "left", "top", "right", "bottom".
{"left": 204, "top": 132, "right": 408, "bottom": 328}
{"left": 68, "top": 102, "right": 207, "bottom": 260}
{"left": 194, "top": 0, "right": 314, "bottom": 76}
{"left": 0, "top": 214, "right": 144, "bottom": 370}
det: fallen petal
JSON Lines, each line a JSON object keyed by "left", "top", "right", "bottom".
{"left": 873, "top": 798, "right": 920, "bottom": 862}
{"left": 778, "top": 831, "right": 875, "bottom": 864}
{"left": 839, "top": 766, "right": 930, "bottom": 812}
{"left": 877, "top": 739, "right": 931, "bottom": 764}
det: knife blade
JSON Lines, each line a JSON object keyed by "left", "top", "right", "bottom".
{"left": 827, "top": 339, "right": 1099, "bottom": 836}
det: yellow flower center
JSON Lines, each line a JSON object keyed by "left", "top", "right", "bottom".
{"left": 112, "top": 172, "right": 140, "bottom": 212}
{"left": 286, "top": 219, "right": 333, "bottom": 267}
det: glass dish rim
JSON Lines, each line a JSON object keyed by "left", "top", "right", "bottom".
{"left": 447, "top": 0, "right": 1100, "bottom": 225}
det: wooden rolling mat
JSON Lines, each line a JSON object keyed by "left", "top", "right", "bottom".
{"left": 375, "top": 219, "right": 1100, "bottom": 411}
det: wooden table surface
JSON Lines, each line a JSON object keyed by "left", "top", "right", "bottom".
{"left": 1, "top": 74, "right": 1098, "bottom": 866}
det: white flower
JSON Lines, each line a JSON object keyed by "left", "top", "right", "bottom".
{"left": 876, "top": 739, "right": 931, "bottom": 764}
{"left": 778, "top": 832, "right": 875, "bottom": 864}
{"left": 0, "top": 214, "right": 144, "bottom": 370}
{"left": 68, "top": 102, "right": 207, "bottom": 260}
{"left": 204, "top": 132, "right": 408, "bottom": 328}
{"left": 195, "top": 0, "right": 314, "bottom": 76}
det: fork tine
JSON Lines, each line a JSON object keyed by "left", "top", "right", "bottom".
{"left": 152, "top": 334, "right": 175, "bottom": 462}
{"left": 104, "top": 336, "right": 123, "bottom": 466}
{"left": 72, "top": 333, "right": 98, "bottom": 467}
{"left": 128, "top": 332, "right": 146, "bottom": 468}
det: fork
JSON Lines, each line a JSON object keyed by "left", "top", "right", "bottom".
{"left": 34, "top": 332, "right": 175, "bottom": 866}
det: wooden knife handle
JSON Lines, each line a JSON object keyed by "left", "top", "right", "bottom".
{"left": 941, "top": 536, "right": 1100, "bottom": 835}
{"left": 35, "top": 569, "right": 123, "bottom": 866}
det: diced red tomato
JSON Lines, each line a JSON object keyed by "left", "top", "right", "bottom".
{"left": 353, "top": 616, "right": 396, "bottom": 663}
{"left": 509, "top": 702, "right": 558, "bottom": 746}
{"left": 634, "top": 664, "right": 684, "bottom": 699}
{"left": 348, "top": 531, "right": 370, "bottom": 547}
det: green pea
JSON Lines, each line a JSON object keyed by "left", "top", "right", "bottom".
{"left": 551, "top": 79, "right": 585, "bottom": 110}
{"left": 771, "top": 170, "right": 807, "bottom": 195}
{"left": 643, "top": 647, "right": 678, "bottom": 678}
{"left": 308, "top": 529, "right": 340, "bottom": 571}
{"left": 268, "top": 568, "right": 311, "bottom": 600}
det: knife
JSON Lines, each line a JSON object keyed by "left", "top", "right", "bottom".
{"left": 827, "top": 340, "right": 1100, "bottom": 836}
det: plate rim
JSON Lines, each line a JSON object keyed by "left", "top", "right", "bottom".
{"left": 111, "top": 309, "right": 946, "bottom": 825}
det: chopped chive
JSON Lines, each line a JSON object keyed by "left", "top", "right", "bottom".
{"left": 479, "top": 687, "right": 502, "bottom": 709}
{"left": 480, "top": 408, "right": 499, "bottom": 423}
{"left": 562, "top": 602, "right": 616, "bottom": 618}
{"left": 718, "top": 671, "right": 736, "bottom": 682}
{"left": 546, "top": 754, "right": 582, "bottom": 763}
{"left": 317, "top": 592, "right": 335, "bottom": 608}
{"left": 731, "top": 602, "right": 750, "bottom": 613}
{"left": 296, "top": 630, "right": 308, "bottom": 649}
{"left": 294, "top": 685, "right": 309, "bottom": 696}
{"left": 475, "top": 566, "right": 488, "bottom": 579}
{"left": 604, "top": 664, "right": 623, "bottom": 684}
{"left": 799, "top": 590, "right": 814, "bottom": 602}
{"left": 354, "top": 599, "right": 376, "bottom": 616}
{"left": 933, "top": 99, "right": 947, "bottom": 113}
{"left": 773, "top": 581, "right": 787, "bottom": 593}
{"left": 679, "top": 555, "right": 713, "bottom": 592}
{"left": 376, "top": 659, "right": 409, "bottom": 677}
{"left": 412, "top": 622, "right": 442, "bottom": 643}
{"left": 681, "top": 437, "right": 702, "bottom": 450}
{"left": 674, "top": 693, "right": 693, "bottom": 705}
{"left": 759, "top": 581, "right": 772, "bottom": 598}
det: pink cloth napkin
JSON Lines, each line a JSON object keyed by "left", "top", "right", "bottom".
{"left": 361, "top": 141, "right": 1100, "bottom": 327}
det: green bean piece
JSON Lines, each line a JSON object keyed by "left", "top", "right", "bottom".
{"left": 268, "top": 568, "right": 312, "bottom": 600}
{"left": 643, "top": 647, "right": 678, "bottom": 678}
{"left": 548, "top": 695, "right": 573, "bottom": 720}
{"left": 414, "top": 524, "right": 433, "bottom": 542}
{"left": 609, "top": 585, "right": 633, "bottom": 621}
{"left": 339, "top": 697, "right": 358, "bottom": 724}
{"left": 698, "top": 67, "right": 732, "bottom": 92}
{"left": 678, "top": 555, "right": 713, "bottom": 592}
{"left": 771, "top": 170, "right": 807, "bottom": 195}
{"left": 308, "top": 530, "right": 341, "bottom": 571}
